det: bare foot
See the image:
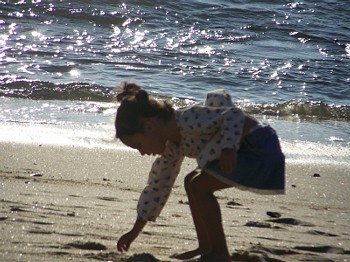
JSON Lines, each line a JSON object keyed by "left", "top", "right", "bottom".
{"left": 171, "top": 248, "right": 204, "bottom": 260}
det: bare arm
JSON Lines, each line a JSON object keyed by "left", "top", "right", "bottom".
{"left": 219, "top": 147, "right": 237, "bottom": 173}
{"left": 117, "top": 219, "right": 147, "bottom": 252}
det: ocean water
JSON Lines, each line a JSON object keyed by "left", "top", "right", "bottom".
{"left": 0, "top": 0, "right": 349, "bottom": 164}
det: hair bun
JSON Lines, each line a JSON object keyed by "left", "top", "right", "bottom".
{"left": 134, "top": 89, "right": 149, "bottom": 106}
{"left": 116, "top": 81, "right": 141, "bottom": 102}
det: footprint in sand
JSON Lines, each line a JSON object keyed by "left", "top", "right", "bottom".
{"left": 306, "top": 230, "right": 338, "bottom": 237}
{"left": 28, "top": 229, "right": 53, "bottom": 235}
{"left": 85, "top": 252, "right": 160, "bottom": 262}
{"left": 10, "top": 207, "right": 28, "bottom": 212}
{"left": 97, "top": 196, "right": 119, "bottom": 202}
{"left": 250, "top": 244, "right": 299, "bottom": 256}
{"left": 226, "top": 200, "right": 243, "bottom": 207}
{"left": 266, "top": 211, "right": 281, "bottom": 218}
{"left": 245, "top": 221, "right": 273, "bottom": 228}
{"left": 294, "top": 245, "right": 350, "bottom": 254}
{"left": 267, "top": 218, "right": 314, "bottom": 227}
{"left": 126, "top": 253, "right": 160, "bottom": 262}
{"left": 231, "top": 250, "right": 286, "bottom": 262}
{"left": 64, "top": 241, "right": 107, "bottom": 251}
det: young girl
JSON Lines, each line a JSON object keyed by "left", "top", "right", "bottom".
{"left": 115, "top": 81, "right": 285, "bottom": 261}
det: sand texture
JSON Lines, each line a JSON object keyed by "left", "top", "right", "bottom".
{"left": 1, "top": 142, "right": 350, "bottom": 261}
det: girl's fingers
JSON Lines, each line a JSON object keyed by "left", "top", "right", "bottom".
{"left": 117, "top": 240, "right": 129, "bottom": 252}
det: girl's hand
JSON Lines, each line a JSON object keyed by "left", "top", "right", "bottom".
{"left": 116, "top": 230, "right": 138, "bottom": 252}
{"left": 116, "top": 219, "right": 147, "bottom": 252}
{"left": 219, "top": 148, "right": 237, "bottom": 173}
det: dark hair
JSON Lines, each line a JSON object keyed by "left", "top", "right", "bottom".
{"left": 115, "top": 81, "right": 174, "bottom": 139}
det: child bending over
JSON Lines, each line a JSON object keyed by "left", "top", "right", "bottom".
{"left": 115, "top": 81, "right": 285, "bottom": 262}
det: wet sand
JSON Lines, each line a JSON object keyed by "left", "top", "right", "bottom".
{"left": 1, "top": 141, "right": 349, "bottom": 261}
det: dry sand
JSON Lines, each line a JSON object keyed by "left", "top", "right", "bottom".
{"left": 1, "top": 141, "right": 350, "bottom": 262}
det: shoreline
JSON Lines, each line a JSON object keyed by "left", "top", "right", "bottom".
{"left": 1, "top": 141, "right": 349, "bottom": 261}
{"left": 1, "top": 120, "right": 349, "bottom": 165}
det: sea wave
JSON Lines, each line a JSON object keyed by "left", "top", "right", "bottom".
{"left": 0, "top": 78, "right": 114, "bottom": 102}
{"left": 238, "top": 101, "right": 350, "bottom": 121}
{"left": 1, "top": 79, "right": 349, "bottom": 121}
{"left": 1, "top": 0, "right": 349, "bottom": 107}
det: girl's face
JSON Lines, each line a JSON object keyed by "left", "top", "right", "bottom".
{"left": 121, "top": 131, "right": 166, "bottom": 156}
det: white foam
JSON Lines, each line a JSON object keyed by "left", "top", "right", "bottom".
{"left": 281, "top": 140, "right": 350, "bottom": 165}
{"left": 1, "top": 121, "right": 349, "bottom": 165}
{"left": 0, "top": 121, "right": 128, "bottom": 150}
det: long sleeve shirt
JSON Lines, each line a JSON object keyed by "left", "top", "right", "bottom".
{"left": 137, "top": 90, "right": 245, "bottom": 221}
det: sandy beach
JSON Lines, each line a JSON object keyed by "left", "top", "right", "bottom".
{"left": 1, "top": 141, "right": 349, "bottom": 262}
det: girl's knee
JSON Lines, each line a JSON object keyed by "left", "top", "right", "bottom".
{"left": 190, "top": 173, "right": 207, "bottom": 192}
{"left": 186, "top": 171, "right": 212, "bottom": 193}
{"left": 184, "top": 170, "right": 198, "bottom": 192}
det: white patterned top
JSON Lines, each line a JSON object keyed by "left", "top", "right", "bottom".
{"left": 136, "top": 90, "right": 245, "bottom": 221}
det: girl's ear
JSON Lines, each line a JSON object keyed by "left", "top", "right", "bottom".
{"left": 143, "top": 118, "right": 157, "bottom": 134}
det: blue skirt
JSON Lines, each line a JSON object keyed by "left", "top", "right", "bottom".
{"left": 204, "top": 125, "right": 285, "bottom": 194}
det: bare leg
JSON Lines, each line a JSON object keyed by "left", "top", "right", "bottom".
{"left": 173, "top": 171, "right": 231, "bottom": 261}
{"left": 190, "top": 172, "right": 232, "bottom": 261}
{"left": 172, "top": 171, "right": 210, "bottom": 260}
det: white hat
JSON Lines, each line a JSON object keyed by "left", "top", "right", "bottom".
{"left": 204, "top": 89, "right": 233, "bottom": 107}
